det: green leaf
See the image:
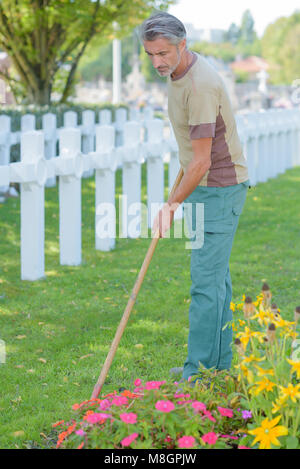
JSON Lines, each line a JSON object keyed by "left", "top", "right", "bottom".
{"left": 285, "top": 436, "right": 299, "bottom": 449}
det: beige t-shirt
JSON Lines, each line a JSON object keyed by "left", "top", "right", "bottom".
{"left": 167, "top": 52, "right": 249, "bottom": 187}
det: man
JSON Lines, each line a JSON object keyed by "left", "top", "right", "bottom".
{"left": 139, "top": 12, "right": 249, "bottom": 382}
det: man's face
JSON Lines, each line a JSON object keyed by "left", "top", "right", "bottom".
{"left": 143, "top": 36, "right": 186, "bottom": 77}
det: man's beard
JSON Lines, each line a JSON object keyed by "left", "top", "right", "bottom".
{"left": 155, "top": 47, "right": 181, "bottom": 77}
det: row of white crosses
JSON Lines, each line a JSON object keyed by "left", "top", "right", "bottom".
{"left": 0, "top": 108, "right": 299, "bottom": 281}
{"left": 0, "top": 106, "right": 155, "bottom": 194}
{"left": 235, "top": 108, "right": 300, "bottom": 186}
{"left": 0, "top": 117, "right": 179, "bottom": 281}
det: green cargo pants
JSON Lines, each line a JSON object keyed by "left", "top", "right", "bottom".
{"left": 182, "top": 180, "right": 250, "bottom": 380}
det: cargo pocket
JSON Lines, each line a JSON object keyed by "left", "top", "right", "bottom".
{"left": 232, "top": 185, "right": 247, "bottom": 217}
{"left": 204, "top": 192, "right": 233, "bottom": 234}
{"left": 204, "top": 221, "right": 233, "bottom": 234}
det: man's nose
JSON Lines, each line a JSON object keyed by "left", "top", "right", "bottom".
{"left": 152, "top": 56, "right": 163, "bottom": 68}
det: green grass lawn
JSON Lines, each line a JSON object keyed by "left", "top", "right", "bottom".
{"left": 1, "top": 165, "right": 300, "bottom": 449}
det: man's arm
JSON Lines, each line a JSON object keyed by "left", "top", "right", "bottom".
{"left": 152, "top": 137, "right": 212, "bottom": 237}
{"left": 168, "top": 137, "right": 212, "bottom": 206}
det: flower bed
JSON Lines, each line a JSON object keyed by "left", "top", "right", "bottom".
{"left": 54, "top": 378, "right": 251, "bottom": 449}
{"left": 54, "top": 284, "right": 300, "bottom": 450}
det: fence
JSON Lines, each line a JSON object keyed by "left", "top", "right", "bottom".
{"left": 0, "top": 107, "right": 299, "bottom": 281}
{"left": 0, "top": 106, "right": 156, "bottom": 191}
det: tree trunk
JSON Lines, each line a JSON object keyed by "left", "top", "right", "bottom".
{"left": 31, "top": 84, "right": 52, "bottom": 106}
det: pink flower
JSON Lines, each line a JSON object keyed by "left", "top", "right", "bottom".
{"left": 75, "top": 429, "right": 85, "bottom": 436}
{"left": 134, "top": 378, "right": 142, "bottom": 386}
{"left": 178, "top": 436, "right": 196, "bottom": 448}
{"left": 242, "top": 410, "right": 252, "bottom": 420}
{"left": 238, "top": 445, "right": 251, "bottom": 449}
{"left": 164, "top": 435, "right": 172, "bottom": 443}
{"left": 221, "top": 434, "right": 239, "bottom": 440}
{"left": 133, "top": 387, "right": 144, "bottom": 394}
{"left": 203, "top": 410, "right": 216, "bottom": 423}
{"left": 120, "top": 412, "right": 137, "bottom": 424}
{"left": 174, "top": 393, "right": 185, "bottom": 399}
{"left": 86, "top": 412, "right": 111, "bottom": 424}
{"left": 155, "top": 400, "right": 175, "bottom": 413}
{"left": 121, "top": 432, "right": 138, "bottom": 447}
{"left": 99, "top": 399, "right": 111, "bottom": 410}
{"left": 192, "top": 401, "right": 206, "bottom": 412}
{"left": 145, "top": 380, "right": 165, "bottom": 390}
{"left": 112, "top": 396, "right": 128, "bottom": 406}
{"left": 174, "top": 393, "right": 191, "bottom": 399}
{"left": 202, "top": 432, "right": 218, "bottom": 445}
{"left": 217, "top": 406, "right": 234, "bottom": 418}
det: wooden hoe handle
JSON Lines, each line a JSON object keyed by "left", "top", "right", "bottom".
{"left": 91, "top": 168, "right": 184, "bottom": 399}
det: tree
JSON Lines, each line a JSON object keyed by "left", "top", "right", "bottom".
{"left": 78, "top": 34, "right": 137, "bottom": 83}
{"left": 191, "top": 41, "right": 237, "bottom": 63}
{"left": 261, "top": 11, "right": 300, "bottom": 84}
{"left": 223, "top": 11, "right": 261, "bottom": 59}
{"left": 0, "top": 0, "right": 172, "bottom": 105}
{"left": 280, "top": 22, "right": 300, "bottom": 83}
{"left": 226, "top": 23, "right": 241, "bottom": 45}
{"left": 240, "top": 9, "right": 256, "bottom": 44}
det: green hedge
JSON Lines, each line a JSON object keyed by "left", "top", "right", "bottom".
{"left": 0, "top": 102, "right": 129, "bottom": 163}
{"left": 0, "top": 102, "right": 129, "bottom": 132}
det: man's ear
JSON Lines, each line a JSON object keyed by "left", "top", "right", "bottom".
{"left": 179, "top": 38, "right": 187, "bottom": 53}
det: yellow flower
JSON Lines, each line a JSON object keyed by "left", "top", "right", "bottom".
{"left": 278, "top": 383, "right": 300, "bottom": 403}
{"left": 236, "top": 326, "right": 256, "bottom": 349}
{"left": 254, "top": 365, "right": 274, "bottom": 377}
{"left": 287, "top": 359, "right": 300, "bottom": 379}
{"left": 251, "top": 309, "right": 271, "bottom": 326}
{"left": 272, "top": 397, "right": 287, "bottom": 414}
{"left": 248, "top": 415, "right": 288, "bottom": 449}
{"left": 255, "top": 331, "right": 267, "bottom": 344}
{"left": 249, "top": 377, "right": 276, "bottom": 396}
{"left": 230, "top": 302, "right": 236, "bottom": 312}
{"left": 272, "top": 316, "right": 296, "bottom": 338}
{"left": 243, "top": 354, "right": 265, "bottom": 364}
{"left": 253, "top": 294, "right": 263, "bottom": 308}
{"left": 237, "top": 295, "right": 246, "bottom": 310}
{"left": 236, "top": 363, "right": 254, "bottom": 384}
{"left": 280, "top": 329, "right": 298, "bottom": 340}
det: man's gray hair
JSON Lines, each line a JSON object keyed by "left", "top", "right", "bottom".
{"left": 139, "top": 12, "right": 186, "bottom": 46}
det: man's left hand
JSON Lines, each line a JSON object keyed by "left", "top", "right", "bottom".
{"left": 152, "top": 202, "right": 179, "bottom": 238}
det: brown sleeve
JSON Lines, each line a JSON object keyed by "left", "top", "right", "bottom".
{"left": 187, "top": 90, "right": 219, "bottom": 139}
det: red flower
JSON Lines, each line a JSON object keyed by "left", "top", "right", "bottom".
{"left": 155, "top": 400, "right": 175, "bottom": 413}
{"left": 178, "top": 436, "right": 196, "bottom": 448}
{"left": 217, "top": 406, "right": 234, "bottom": 418}
{"left": 121, "top": 432, "right": 138, "bottom": 447}
{"left": 202, "top": 432, "right": 218, "bottom": 445}
{"left": 112, "top": 396, "right": 129, "bottom": 406}
{"left": 120, "top": 412, "right": 137, "bottom": 424}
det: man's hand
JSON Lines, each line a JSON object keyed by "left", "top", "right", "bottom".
{"left": 152, "top": 202, "right": 180, "bottom": 238}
